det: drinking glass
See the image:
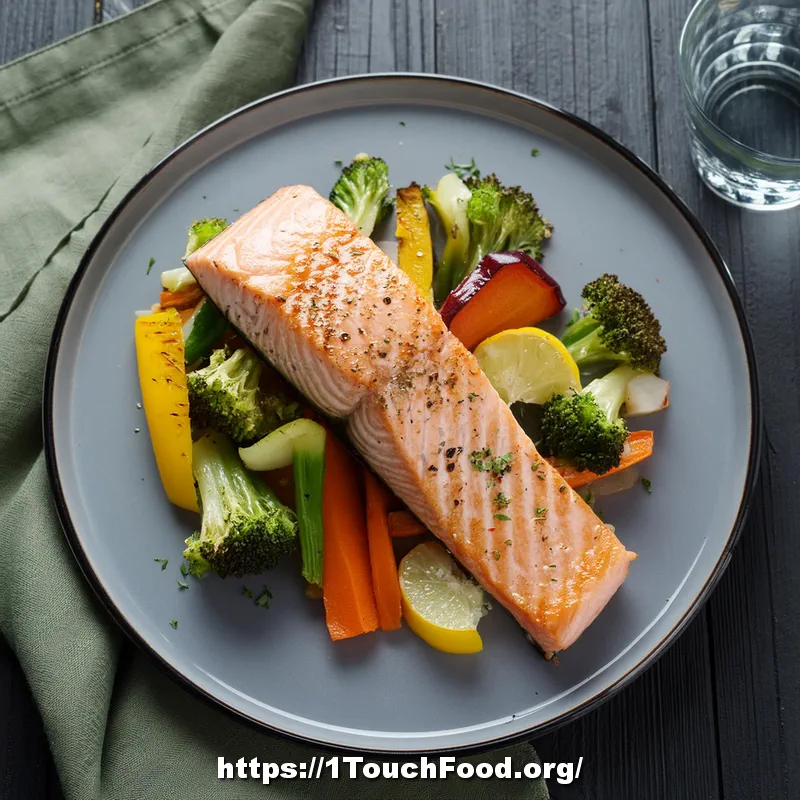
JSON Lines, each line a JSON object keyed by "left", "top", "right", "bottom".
{"left": 680, "top": 0, "right": 800, "bottom": 209}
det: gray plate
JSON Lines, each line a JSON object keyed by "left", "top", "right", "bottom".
{"left": 44, "top": 74, "right": 760, "bottom": 753}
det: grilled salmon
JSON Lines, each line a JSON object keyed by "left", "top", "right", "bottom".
{"left": 186, "top": 185, "right": 636, "bottom": 654}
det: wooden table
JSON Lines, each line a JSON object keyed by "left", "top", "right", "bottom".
{"left": 1, "top": 2, "right": 796, "bottom": 798}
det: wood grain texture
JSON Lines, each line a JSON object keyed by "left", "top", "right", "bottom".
{"left": 1, "top": 0, "right": 797, "bottom": 799}
{"left": 648, "top": 0, "right": 800, "bottom": 798}
{"left": 0, "top": 0, "right": 95, "bottom": 65}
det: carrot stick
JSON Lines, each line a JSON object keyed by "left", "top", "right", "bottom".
{"left": 364, "top": 469, "right": 402, "bottom": 631}
{"left": 388, "top": 510, "right": 427, "bottom": 538}
{"left": 552, "top": 430, "right": 654, "bottom": 489}
{"left": 321, "top": 437, "right": 379, "bottom": 641}
{"left": 159, "top": 284, "right": 205, "bottom": 310}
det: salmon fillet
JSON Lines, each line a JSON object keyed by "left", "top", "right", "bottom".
{"left": 186, "top": 185, "right": 636, "bottom": 654}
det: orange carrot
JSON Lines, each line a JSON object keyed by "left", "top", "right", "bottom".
{"left": 551, "top": 430, "right": 654, "bottom": 489}
{"left": 159, "top": 284, "right": 205, "bottom": 311}
{"left": 388, "top": 510, "right": 427, "bottom": 538}
{"left": 364, "top": 469, "right": 402, "bottom": 631}
{"left": 321, "top": 437, "right": 379, "bottom": 641}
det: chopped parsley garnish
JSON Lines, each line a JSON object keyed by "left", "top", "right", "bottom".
{"left": 399, "top": 120, "right": 406, "bottom": 126}
{"left": 445, "top": 156, "right": 481, "bottom": 181}
{"left": 334, "top": 158, "right": 343, "bottom": 165}
{"left": 242, "top": 585, "right": 254, "bottom": 599}
{"left": 169, "top": 619, "right": 178, "bottom": 630}
{"left": 547, "top": 564, "right": 557, "bottom": 569}
{"left": 534, "top": 507, "right": 548, "bottom": 518}
{"left": 530, "top": 148, "right": 540, "bottom": 157}
{"left": 585, "top": 488, "right": 595, "bottom": 507}
{"left": 531, "top": 461, "right": 541, "bottom": 471}
{"left": 495, "top": 492, "right": 511, "bottom": 508}
{"left": 255, "top": 587, "right": 273, "bottom": 609}
{"left": 146, "top": 257, "right": 156, "bottom": 275}
{"left": 641, "top": 477, "right": 652, "bottom": 494}
{"left": 177, "top": 581, "right": 188, "bottom": 590}
{"left": 468, "top": 392, "right": 478, "bottom": 401}
{"left": 494, "top": 513, "right": 512, "bottom": 521}
{"left": 180, "top": 561, "right": 190, "bottom": 577}
{"left": 470, "top": 448, "right": 514, "bottom": 477}
{"left": 154, "top": 558, "right": 168, "bottom": 570}
{"left": 505, "top": 539, "right": 513, "bottom": 547}
{"left": 492, "top": 549, "right": 502, "bottom": 561}
{"left": 559, "top": 485, "right": 567, "bottom": 493}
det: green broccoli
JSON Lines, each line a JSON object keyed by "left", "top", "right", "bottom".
{"left": 183, "top": 217, "right": 228, "bottom": 259}
{"left": 162, "top": 217, "right": 229, "bottom": 295}
{"left": 187, "top": 346, "right": 300, "bottom": 446}
{"left": 539, "top": 365, "right": 640, "bottom": 475}
{"left": 184, "top": 433, "right": 297, "bottom": 578}
{"left": 561, "top": 274, "right": 666, "bottom": 373}
{"left": 329, "top": 154, "right": 393, "bottom": 237}
{"left": 429, "top": 173, "right": 553, "bottom": 303}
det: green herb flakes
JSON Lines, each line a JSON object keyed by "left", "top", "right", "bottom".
{"left": 242, "top": 585, "right": 254, "bottom": 599}
{"left": 255, "top": 587, "right": 273, "bottom": 609}
{"left": 169, "top": 619, "right": 178, "bottom": 630}
{"left": 154, "top": 558, "right": 168, "bottom": 570}
{"left": 445, "top": 156, "right": 481, "bottom": 181}
{"left": 495, "top": 492, "right": 511, "bottom": 508}
{"left": 492, "top": 549, "right": 502, "bottom": 561}
{"left": 641, "top": 477, "right": 652, "bottom": 494}
{"left": 177, "top": 581, "right": 188, "bottom": 590}
{"left": 146, "top": 257, "right": 156, "bottom": 275}
{"left": 494, "top": 513, "right": 512, "bottom": 521}
{"left": 530, "top": 148, "right": 540, "bottom": 157}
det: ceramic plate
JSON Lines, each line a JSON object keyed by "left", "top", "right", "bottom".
{"left": 44, "top": 74, "right": 760, "bottom": 753}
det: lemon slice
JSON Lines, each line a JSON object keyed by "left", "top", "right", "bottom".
{"left": 399, "top": 542, "right": 487, "bottom": 654}
{"left": 474, "top": 327, "right": 581, "bottom": 405}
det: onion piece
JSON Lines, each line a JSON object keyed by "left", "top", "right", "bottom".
{"left": 581, "top": 467, "right": 642, "bottom": 497}
{"left": 160, "top": 266, "right": 197, "bottom": 293}
{"left": 625, "top": 373, "right": 669, "bottom": 417}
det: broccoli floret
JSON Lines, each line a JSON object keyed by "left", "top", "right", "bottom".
{"left": 561, "top": 274, "right": 667, "bottom": 373}
{"left": 329, "top": 154, "right": 393, "bottom": 237}
{"left": 187, "top": 347, "right": 299, "bottom": 445}
{"left": 184, "top": 217, "right": 228, "bottom": 259}
{"left": 540, "top": 365, "right": 639, "bottom": 475}
{"left": 462, "top": 174, "right": 552, "bottom": 286}
{"left": 184, "top": 433, "right": 297, "bottom": 578}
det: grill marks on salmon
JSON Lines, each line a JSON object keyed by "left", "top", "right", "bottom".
{"left": 186, "top": 185, "right": 636, "bottom": 654}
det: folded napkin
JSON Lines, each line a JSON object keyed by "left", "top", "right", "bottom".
{"left": 0, "top": 1, "right": 548, "bottom": 797}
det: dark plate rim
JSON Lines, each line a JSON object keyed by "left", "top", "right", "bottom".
{"left": 42, "top": 72, "right": 762, "bottom": 756}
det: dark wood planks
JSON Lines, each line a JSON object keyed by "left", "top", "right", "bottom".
{"left": 0, "top": 0, "right": 95, "bottom": 65}
{"left": 649, "top": 0, "right": 800, "bottom": 798}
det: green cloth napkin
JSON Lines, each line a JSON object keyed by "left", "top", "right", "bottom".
{"left": 0, "top": 2, "right": 549, "bottom": 798}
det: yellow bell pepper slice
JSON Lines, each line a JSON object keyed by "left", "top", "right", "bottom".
{"left": 134, "top": 308, "right": 198, "bottom": 512}
{"left": 396, "top": 184, "right": 434, "bottom": 300}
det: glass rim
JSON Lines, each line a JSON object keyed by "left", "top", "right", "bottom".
{"left": 678, "top": 0, "right": 800, "bottom": 167}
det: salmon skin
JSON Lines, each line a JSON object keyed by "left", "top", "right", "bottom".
{"left": 186, "top": 185, "right": 636, "bottom": 654}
